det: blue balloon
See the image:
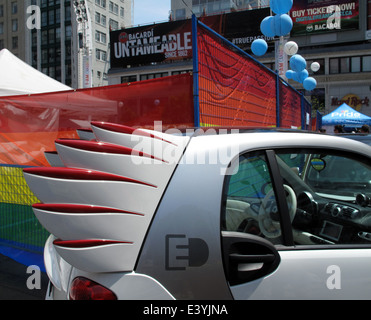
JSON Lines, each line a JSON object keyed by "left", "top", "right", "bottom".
{"left": 273, "top": 14, "right": 293, "bottom": 36}
{"left": 251, "top": 39, "right": 268, "bottom": 56}
{"left": 291, "top": 71, "right": 300, "bottom": 83}
{"left": 303, "top": 77, "right": 317, "bottom": 91}
{"left": 286, "top": 70, "right": 294, "bottom": 79}
{"left": 270, "top": 0, "right": 293, "bottom": 14}
{"left": 260, "top": 16, "right": 275, "bottom": 38}
{"left": 298, "top": 69, "right": 309, "bottom": 83}
{"left": 290, "top": 54, "right": 307, "bottom": 72}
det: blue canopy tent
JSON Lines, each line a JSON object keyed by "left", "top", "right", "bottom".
{"left": 322, "top": 103, "right": 371, "bottom": 126}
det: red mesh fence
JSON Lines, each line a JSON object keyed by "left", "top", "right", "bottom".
{"left": 0, "top": 73, "right": 194, "bottom": 166}
{"left": 278, "top": 79, "right": 302, "bottom": 128}
{"left": 197, "top": 24, "right": 277, "bottom": 127}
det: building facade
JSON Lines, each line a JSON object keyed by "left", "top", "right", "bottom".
{"left": 0, "top": 0, "right": 132, "bottom": 89}
{"left": 0, "top": 1, "right": 27, "bottom": 59}
{"left": 171, "top": 0, "right": 269, "bottom": 20}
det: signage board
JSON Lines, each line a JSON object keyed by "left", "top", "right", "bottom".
{"left": 290, "top": 0, "right": 359, "bottom": 36}
{"left": 110, "top": 8, "right": 271, "bottom": 69}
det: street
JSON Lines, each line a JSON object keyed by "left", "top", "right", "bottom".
{"left": 0, "top": 254, "right": 48, "bottom": 300}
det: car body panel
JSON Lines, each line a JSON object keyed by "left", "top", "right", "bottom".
{"left": 23, "top": 125, "right": 371, "bottom": 299}
{"left": 230, "top": 249, "right": 371, "bottom": 299}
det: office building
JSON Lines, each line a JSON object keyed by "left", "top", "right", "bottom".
{"left": 0, "top": 0, "right": 132, "bottom": 89}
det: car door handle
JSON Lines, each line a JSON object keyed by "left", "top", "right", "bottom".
{"left": 222, "top": 231, "right": 281, "bottom": 285}
{"left": 229, "top": 253, "right": 275, "bottom": 263}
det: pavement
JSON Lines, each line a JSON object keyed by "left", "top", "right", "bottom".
{"left": 0, "top": 253, "right": 48, "bottom": 300}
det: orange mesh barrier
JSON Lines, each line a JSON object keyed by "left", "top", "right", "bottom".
{"left": 197, "top": 21, "right": 277, "bottom": 127}
{"left": 0, "top": 73, "right": 194, "bottom": 166}
{"left": 279, "top": 79, "right": 302, "bottom": 129}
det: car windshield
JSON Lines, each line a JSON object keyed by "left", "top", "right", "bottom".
{"left": 304, "top": 154, "right": 371, "bottom": 201}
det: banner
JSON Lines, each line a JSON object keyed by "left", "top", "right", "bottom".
{"left": 290, "top": 0, "right": 359, "bottom": 36}
{"left": 110, "top": 8, "right": 271, "bottom": 69}
{"left": 111, "top": 20, "right": 193, "bottom": 69}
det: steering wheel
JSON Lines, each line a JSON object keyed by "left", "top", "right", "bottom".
{"left": 258, "top": 184, "right": 297, "bottom": 238}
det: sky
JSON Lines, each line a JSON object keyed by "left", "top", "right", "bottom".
{"left": 133, "top": 0, "right": 171, "bottom": 25}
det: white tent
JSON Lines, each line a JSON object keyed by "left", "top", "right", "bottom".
{"left": 0, "top": 49, "right": 71, "bottom": 96}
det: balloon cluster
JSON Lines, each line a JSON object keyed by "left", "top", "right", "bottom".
{"left": 251, "top": 0, "right": 319, "bottom": 91}
{"left": 251, "top": 0, "right": 294, "bottom": 56}
{"left": 285, "top": 44, "right": 318, "bottom": 91}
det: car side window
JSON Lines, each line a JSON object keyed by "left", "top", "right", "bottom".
{"left": 222, "top": 149, "right": 371, "bottom": 247}
{"left": 276, "top": 150, "right": 371, "bottom": 246}
{"left": 222, "top": 152, "right": 284, "bottom": 244}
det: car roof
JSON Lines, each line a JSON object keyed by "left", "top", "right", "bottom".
{"left": 178, "top": 129, "right": 371, "bottom": 159}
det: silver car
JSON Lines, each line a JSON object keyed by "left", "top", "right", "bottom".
{"left": 23, "top": 122, "right": 371, "bottom": 300}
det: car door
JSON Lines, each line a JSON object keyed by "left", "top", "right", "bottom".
{"left": 221, "top": 148, "right": 371, "bottom": 299}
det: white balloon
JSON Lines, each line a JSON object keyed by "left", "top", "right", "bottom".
{"left": 284, "top": 41, "right": 298, "bottom": 55}
{"left": 311, "top": 62, "right": 320, "bottom": 72}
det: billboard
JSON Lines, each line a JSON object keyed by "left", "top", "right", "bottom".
{"left": 111, "top": 20, "right": 193, "bottom": 69}
{"left": 290, "top": 0, "right": 359, "bottom": 36}
{"left": 110, "top": 8, "right": 271, "bottom": 69}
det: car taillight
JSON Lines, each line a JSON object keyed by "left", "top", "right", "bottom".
{"left": 69, "top": 277, "right": 117, "bottom": 300}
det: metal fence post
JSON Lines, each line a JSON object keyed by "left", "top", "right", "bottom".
{"left": 192, "top": 15, "right": 200, "bottom": 127}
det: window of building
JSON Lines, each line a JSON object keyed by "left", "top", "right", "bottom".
{"left": 65, "top": 25, "right": 72, "bottom": 40}
{"left": 49, "top": 29, "right": 55, "bottom": 44}
{"left": 32, "top": 31, "right": 37, "bottom": 46}
{"left": 363, "top": 56, "right": 371, "bottom": 72}
{"left": 56, "top": 27, "right": 61, "bottom": 42}
{"left": 96, "top": 12, "right": 106, "bottom": 26}
{"left": 329, "top": 58, "right": 338, "bottom": 74}
{"left": 49, "top": 10, "right": 55, "bottom": 25}
{"left": 41, "top": 11, "right": 47, "bottom": 27}
{"left": 0, "top": 5, "right": 3, "bottom": 17}
{"left": 65, "top": 6, "right": 71, "bottom": 22}
{"left": 109, "top": 1, "right": 119, "bottom": 14}
{"left": 41, "top": 30, "right": 48, "bottom": 45}
{"left": 49, "top": 47, "right": 55, "bottom": 63}
{"left": 41, "top": 48, "right": 48, "bottom": 64}
{"left": 340, "top": 57, "right": 349, "bottom": 73}
{"left": 11, "top": 2, "right": 18, "bottom": 15}
{"left": 351, "top": 56, "right": 361, "bottom": 73}
{"left": 109, "top": 19, "right": 119, "bottom": 31}
{"left": 176, "top": 8, "right": 186, "bottom": 20}
{"left": 120, "top": 6, "right": 125, "bottom": 18}
{"left": 96, "top": 0, "right": 107, "bottom": 8}
{"left": 140, "top": 72, "right": 169, "bottom": 81}
{"left": 95, "top": 31, "right": 107, "bottom": 44}
{"left": 12, "top": 19, "right": 18, "bottom": 32}
{"left": 12, "top": 36, "right": 18, "bottom": 49}
{"left": 171, "top": 70, "right": 192, "bottom": 75}
{"left": 96, "top": 49, "right": 107, "bottom": 61}
{"left": 121, "top": 75, "right": 137, "bottom": 83}
{"left": 306, "top": 58, "right": 325, "bottom": 75}
{"left": 56, "top": 8, "right": 61, "bottom": 24}
{"left": 330, "top": 56, "right": 371, "bottom": 74}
